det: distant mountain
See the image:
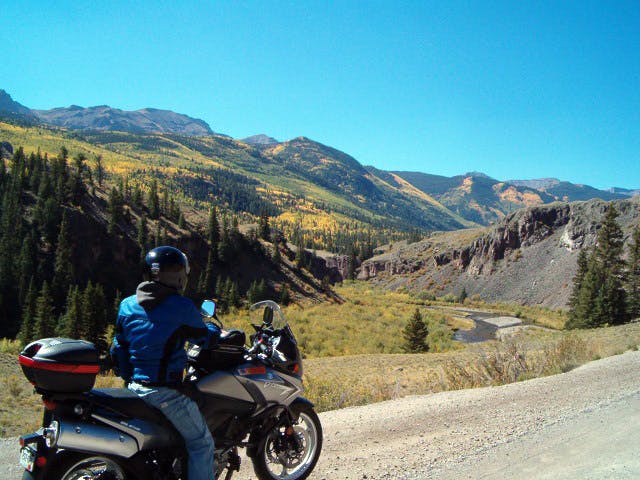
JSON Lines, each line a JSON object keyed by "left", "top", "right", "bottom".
{"left": 242, "top": 134, "right": 279, "bottom": 145}
{"left": 508, "top": 178, "right": 626, "bottom": 203}
{"left": 608, "top": 187, "right": 640, "bottom": 197}
{"left": 385, "top": 171, "right": 555, "bottom": 225}
{"left": 34, "top": 105, "right": 213, "bottom": 135}
{"left": 508, "top": 178, "right": 561, "bottom": 190}
{"left": 385, "top": 170, "right": 632, "bottom": 225}
{"left": 0, "top": 90, "right": 36, "bottom": 119}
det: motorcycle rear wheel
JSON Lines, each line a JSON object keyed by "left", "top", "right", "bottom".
{"left": 252, "top": 403, "right": 323, "bottom": 480}
{"left": 53, "top": 455, "right": 128, "bottom": 480}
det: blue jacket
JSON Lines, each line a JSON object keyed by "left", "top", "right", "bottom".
{"left": 111, "top": 281, "right": 220, "bottom": 384}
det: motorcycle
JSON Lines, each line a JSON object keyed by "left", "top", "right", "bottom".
{"left": 17, "top": 300, "right": 322, "bottom": 480}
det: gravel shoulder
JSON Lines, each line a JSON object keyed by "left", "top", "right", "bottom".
{"left": 2, "top": 350, "right": 639, "bottom": 479}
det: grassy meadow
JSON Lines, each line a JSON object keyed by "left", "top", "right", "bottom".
{"left": 2, "top": 282, "right": 639, "bottom": 437}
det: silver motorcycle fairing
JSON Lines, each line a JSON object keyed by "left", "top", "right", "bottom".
{"left": 197, "top": 369, "right": 254, "bottom": 402}
{"left": 56, "top": 420, "right": 138, "bottom": 458}
{"left": 197, "top": 362, "right": 303, "bottom": 408}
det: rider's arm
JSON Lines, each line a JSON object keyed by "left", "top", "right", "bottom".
{"left": 110, "top": 313, "right": 133, "bottom": 382}
{"left": 182, "top": 300, "right": 221, "bottom": 347}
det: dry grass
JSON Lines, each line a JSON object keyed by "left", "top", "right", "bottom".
{"left": 302, "top": 322, "right": 640, "bottom": 412}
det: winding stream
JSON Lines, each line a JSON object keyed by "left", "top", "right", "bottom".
{"left": 452, "top": 311, "right": 524, "bottom": 343}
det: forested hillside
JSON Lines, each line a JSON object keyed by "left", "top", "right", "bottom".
{"left": 0, "top": 144, "right": 335, "bottom": 348}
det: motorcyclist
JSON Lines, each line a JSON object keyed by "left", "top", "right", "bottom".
{"left": 111, "top": 245, "right": 220, "bottom": 480}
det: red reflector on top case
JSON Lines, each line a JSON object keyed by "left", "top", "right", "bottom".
{"left": 18, "top": 355, "right": 100, "bottom": 374}
{"left": 238, "top": 366, "right": 267, "bottom": 376}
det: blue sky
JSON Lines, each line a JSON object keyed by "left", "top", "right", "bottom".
{"left": 1, "top": 1, "right": 639, "bottom": 189}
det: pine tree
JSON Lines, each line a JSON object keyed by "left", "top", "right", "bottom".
{"left": 52, "top": 211, "right": 74, "bottom": 309}
{"left": 402, "top": 308, "right": 429, "bottom": 353}
{"left": 200, "top": 250, "right": 215, "bottom": 296}
{"left": 592, "top": 205, "right": 627, "bottom": 325}
{"left": 247, "top": 280, "right": 259, "bottom": 305}
{"left": 569, "top": 249, "right": 589, "bottom": 311}
{"left": 258, "top": 208, "right": 271, "bottom": 240}
{"left": 458, "top": 287, "right": 468, "bottom": 304}
{"left": 17, "top": 230, "right": 38, "bottom": 306}
{"left": 33, "top": 282, "right": 56, "bottom": 339}
{"left": 279, "top": 284, "right": 291, "bottom": 305}
{"left": 94, "top": 154, "right": 105, "bottom": 186}
{"left": 627, "top": 225, "right": 640, "bottom": 319}
{"left": 207, "top": 206, "right": 221, "bottom": 255}
{"left": 68, "top": 153, "right": 87, "bottom": 205}
{"left": 137, "top": 214, "right": 149, "bottom": 256}
{"left": 17, "top": 278, "right": 37, "bottom": 344}
{"left": 57, "top": 285, "right": 82, "bottom": 338}
{"left": 148, "top": 179, "right": 160, "bottom": 219}
{"left": 81, "top": 282, "right": 108, "bottom": 351}
{"left": 568, "top": 205, "right": 628, "bottom": 328}
{"left": 132, "top": 184, "right": 143, "bottom": 208}
{"left": 108, "top": 187, "right": 123, "bottom": 235}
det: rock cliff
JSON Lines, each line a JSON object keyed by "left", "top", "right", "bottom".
{"left": 360, "top": 198, "right": 640, "bottom": 308}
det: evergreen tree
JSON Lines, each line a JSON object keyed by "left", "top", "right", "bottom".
{"left": 148, "top": 179, "right": 160, "bottom": 219}
{"left": 258, "top": 208, "right": 271, "bottom": 240}
{"left": 402, "top": 308, "right": 429, "bottom": 353}
{"left": 279, "top": 283, "right": 291, "bottom": 305}
{"left": 458, "top": 287, "right": 468, "bottom": 304}
{"left": 568, "top": 205, "right": 628, "bottom": 328}
{"left": 137, "top": 214, "right": 149, "bottom": 255}
{"left": 68, "top": 153, "right": 87, "bottom": 205}
{"left": 228, "top": 281, "right": 240, "bottom": 309}
{"left": 200, "top": 249, "right": 215, "bottom": 297}
{"left": 132, "top": 184, "right": 143, "bottom": 208}
{"left": 108, "top": 187, "right": 123, "bottom": 235}
{"left": 0, "top": 185, "right": 22, "bottom": 336}
{"left": 57, "top": 285, "right": 82, "bottom": 338}
{"left": 17, "top": 231, "right": 38, "bottom": 306}
{"left": 568, "top": 249, "right": 589, "bottom": 319}
{"left": 217, "top": 215, "right": 232, "bottom": 263}
{"left": 94, "top": 154, "right": 105, "bottom": 186}
{"left": 207, "top": 206, "right": 221, "bottom": 255}
{"left": 17, "top": 278, "right": 37, "bottom": 344}
{"left": 81, "top": 282, "right": 108, "bottom": 351}
{"left": 592, "top": 205, "right": 627, "bottom": 325}
{"left": 627, "top": 225, "right": 640, "bottom": 319}
{"left": 33, "top": 281, "right": 56, "bottom": 339}
{"left": 52, "top": 211, "right": 74, "bottom": 309}
{"left": 161, "top": 189, "right": 169, "bottom": 216}
{"left": 37, "top": 197, "right": 62, "bottom": 246}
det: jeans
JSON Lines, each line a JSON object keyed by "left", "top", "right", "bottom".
{"left": 129, "top": 382, "right": 215, "bottom": 480}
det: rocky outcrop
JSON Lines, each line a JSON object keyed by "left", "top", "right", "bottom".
{"left": 359, "top": 198, "right": 640, "bottom": 308}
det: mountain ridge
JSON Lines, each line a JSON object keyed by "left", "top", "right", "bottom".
{"left": 0, "top": 89, "right": 637, "bottom": 232}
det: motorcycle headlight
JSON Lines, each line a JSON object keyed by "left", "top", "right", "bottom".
{"left": 44, "top": 420, "right": 59, "bottom": 448}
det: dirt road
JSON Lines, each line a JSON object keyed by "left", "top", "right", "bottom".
{"left": 2, "top": 350, "right": 639, "bottom": 479}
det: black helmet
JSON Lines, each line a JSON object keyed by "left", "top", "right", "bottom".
{"left": 144, "top": 246, "right": 191, "bottom": 291}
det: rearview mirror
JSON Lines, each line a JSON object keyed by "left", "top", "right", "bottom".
{"left": 200, "top": 300, "right": 216, "bottom": 318}
{"left": 263, "top": 306, "right": 274, "bottom": 326}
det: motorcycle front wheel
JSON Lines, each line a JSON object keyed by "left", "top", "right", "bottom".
{"left": 53, "top": 455, "right": 128, "bottom": 480}
{"left": 252, "top": 404, "right": 323, "bottom": 480}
